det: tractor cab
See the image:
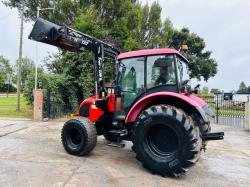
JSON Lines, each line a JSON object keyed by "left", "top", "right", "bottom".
{"left": 114, "top": 49, "right": 191, "bottom": 120}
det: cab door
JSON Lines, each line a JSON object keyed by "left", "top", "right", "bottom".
{"left": 114, "top": 57, "right": 145, "bottom": 120}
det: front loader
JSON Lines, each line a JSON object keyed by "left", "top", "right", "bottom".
{"left": 29, "top": 18, "right": 224, "bottom": 177}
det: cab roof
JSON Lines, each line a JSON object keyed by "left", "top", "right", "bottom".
{"left": 117, "top": 48, "right": 188, "bottom": 62}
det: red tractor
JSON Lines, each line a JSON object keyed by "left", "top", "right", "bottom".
{"left": 29, "top": 18, "right": 224, "bottom": 177}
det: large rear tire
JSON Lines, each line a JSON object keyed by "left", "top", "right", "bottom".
{"left": 61, "top": 117, "right": 97, "bottom": 156}
{"left": 132, "top": 105, "right": 201, "bottom": 177}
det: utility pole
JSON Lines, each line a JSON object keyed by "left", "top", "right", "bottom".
{"left": 35, "top": 6, "right": 55, "bottom": 90}
{"left": 16, "top": 3, "right": 24, "bottom": 111}
{"left": 35, "top": 7, "right": 39, "bottom": 91}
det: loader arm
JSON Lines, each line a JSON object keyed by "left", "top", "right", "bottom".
{"left": 29, "top": 18, "right": 120, "bottom": 97}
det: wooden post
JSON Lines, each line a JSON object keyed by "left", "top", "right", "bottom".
{"left": 245, "top": 101, "right": 250, "bottom": 131}
{"left": 33, "top": 89, "right": 43, "bottom": 121}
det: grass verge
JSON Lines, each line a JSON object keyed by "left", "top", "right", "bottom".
{"left": 0, "top": 96, "right": 32, "bottom": 119}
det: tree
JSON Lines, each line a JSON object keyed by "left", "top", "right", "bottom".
{"left": 12, "top": 57, "right": 36, "bottom": 91}
{"left": 0, "top": 64, "right": 5, "bottom": 85}
{"left": 45, "top": 51, "right": 95, "bottom": 103}
{"left": 0, "top": 55, "right": 13, "bottom": 85}
{"left": 210, "top": 88, "right": 221, "bottom": 94}
{"left": 20, "top": 57, "right": 35, "bottom": 91}
{"left": 238, "top": 81, "right": 247, "bottom": 93}
{"left": 5, "top": 0, "right": 218, "bottom": 107}
{"left": 22, "top": 65, "right": 45, "bottom": 105}
{"left": 169, "top": 28, "right": 217, "bottom": 81}
{"left": 0, "top": 56, "right": 13, "bottom": 97}
{"left": 43, "top": 1, "right": 145, "bottom": 107}
{"left": 4, "top": 0, "right": 80, "bottom": 24}
{"left": 140, "top": 2, "right": 162, "bottom": 48}
{"left": 159, "top": 18, "right": 174, "bottom": 48}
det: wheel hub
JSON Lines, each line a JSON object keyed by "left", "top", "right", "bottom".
{"left": 147, "top": 124, "right": 179, "bottom": 157}
{"left": 69, "top": 128, "right": 82, "bottom": 146}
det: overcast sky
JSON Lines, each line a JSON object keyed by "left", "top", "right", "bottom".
{"left": 1, "top": 0, "right": 250, "bottom": 92}
{"left": 0, "top": 2, "right": 58, "bottom": 66}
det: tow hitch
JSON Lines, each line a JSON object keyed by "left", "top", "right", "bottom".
{"left": 202, "top": 132, "right": 224, "bottom": 141}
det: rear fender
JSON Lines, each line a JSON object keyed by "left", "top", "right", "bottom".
{"left": 125, "top": 92, "right": 208, "bottom": 124}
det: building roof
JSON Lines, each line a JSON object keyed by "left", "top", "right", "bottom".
{"left": 117, "top": 48, "right": 188, "bottom": 62}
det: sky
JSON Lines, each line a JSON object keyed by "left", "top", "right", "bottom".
{"left": 0, "top": 0, "right": 250, "bottom": 92}
{"left": 142, "top": 0, "right": 250, "bottom": 92}
{"left": 0, "top": 2, "right": 58, "bottom": 66}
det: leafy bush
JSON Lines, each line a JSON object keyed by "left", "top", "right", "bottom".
{"left": 0, "top": 83, "right": 16, "bottom": 93}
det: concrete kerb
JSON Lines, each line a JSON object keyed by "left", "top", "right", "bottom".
{"left": 0, "top": 117, "right": 31, "bottom": 121}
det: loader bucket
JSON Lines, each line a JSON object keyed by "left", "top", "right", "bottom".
{"left": 29, "top": 18, "right": 61, "bottom": 42}
{"left": 28, "top": 18, "right": 82, "bottom": 52}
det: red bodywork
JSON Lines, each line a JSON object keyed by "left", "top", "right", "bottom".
{"left": 125, "top": 92, "right": 206, "bottom": 123}
{"left": 79, "top": 91, "right": 206, "bottom": 124}
{"left": 79, "top": 94, "right": 115, "bottom": 122}
{"left": 117, "top": 48, "right": 188, "bottom": 61}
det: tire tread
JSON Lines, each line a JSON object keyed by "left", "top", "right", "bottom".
{"left": 61, "top": 117, "right": 97, "bottom": 156}
{"left": 132, "top": 104, "right": 202, "bottom": 177}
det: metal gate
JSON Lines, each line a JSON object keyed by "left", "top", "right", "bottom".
{"left": 43, "top": 90, "right": 76, "bottom": 119}
{"left": 201, "top": 94, "right": 246, "bottom": 128}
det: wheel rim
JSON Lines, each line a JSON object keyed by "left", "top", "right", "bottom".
{"left": 146, "top": 124, "right": 179, "bottom": 158}
{"left": 68, "top": 127, "right": 82, "bottom": 147}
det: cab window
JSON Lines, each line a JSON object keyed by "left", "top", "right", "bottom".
{"left": 147, "top": 55, "right": 176, "bottom": 88}
{"left": 118, "top": 57, "right": 145, "bottom": 92}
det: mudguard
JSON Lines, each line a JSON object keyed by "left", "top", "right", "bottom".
{"left": 79, "top": 94, "right": 115, "bottom": 122}
{"left": 125, "top": 92, "right": 209, "bottom": 124}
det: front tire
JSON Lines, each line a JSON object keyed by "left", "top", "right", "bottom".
{"left": 132, "top": 105, "right": 201, "bottom": 177}
{"left": 61, "top": 117, "right": 97, "bottom": 156}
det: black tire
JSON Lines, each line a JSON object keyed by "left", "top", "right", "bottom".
{"left": 132, "top": 105, "right": 201, "bottom": 177}
{"left": 103, "top": 132, "right": 118, "bottom": 142}
{"left": 131, "top": 145, "right": 136, "bottom": 152}
{"left": 61, "top": 117, "right": 97, "bottom": 156}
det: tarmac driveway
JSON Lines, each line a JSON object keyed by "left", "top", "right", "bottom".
{"left": 0, "top": 119, "right": 250, "bottom": 187}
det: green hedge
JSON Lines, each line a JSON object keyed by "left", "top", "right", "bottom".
{"left": 0, "top": 83, "right": 16, "bottom": 93}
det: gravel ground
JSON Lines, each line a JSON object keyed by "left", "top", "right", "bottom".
{"left": 0, "top": 118, "right": 250, "bottom": 187}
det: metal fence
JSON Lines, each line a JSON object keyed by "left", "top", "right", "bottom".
{"left": 200, "top": 94, "right": 246, "bottom": 128}
{"left": 43, "top": 90, "right": 76, "bottom": 119}
{"left": 42, "top": 90, "right": 247, "bottom": 127}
